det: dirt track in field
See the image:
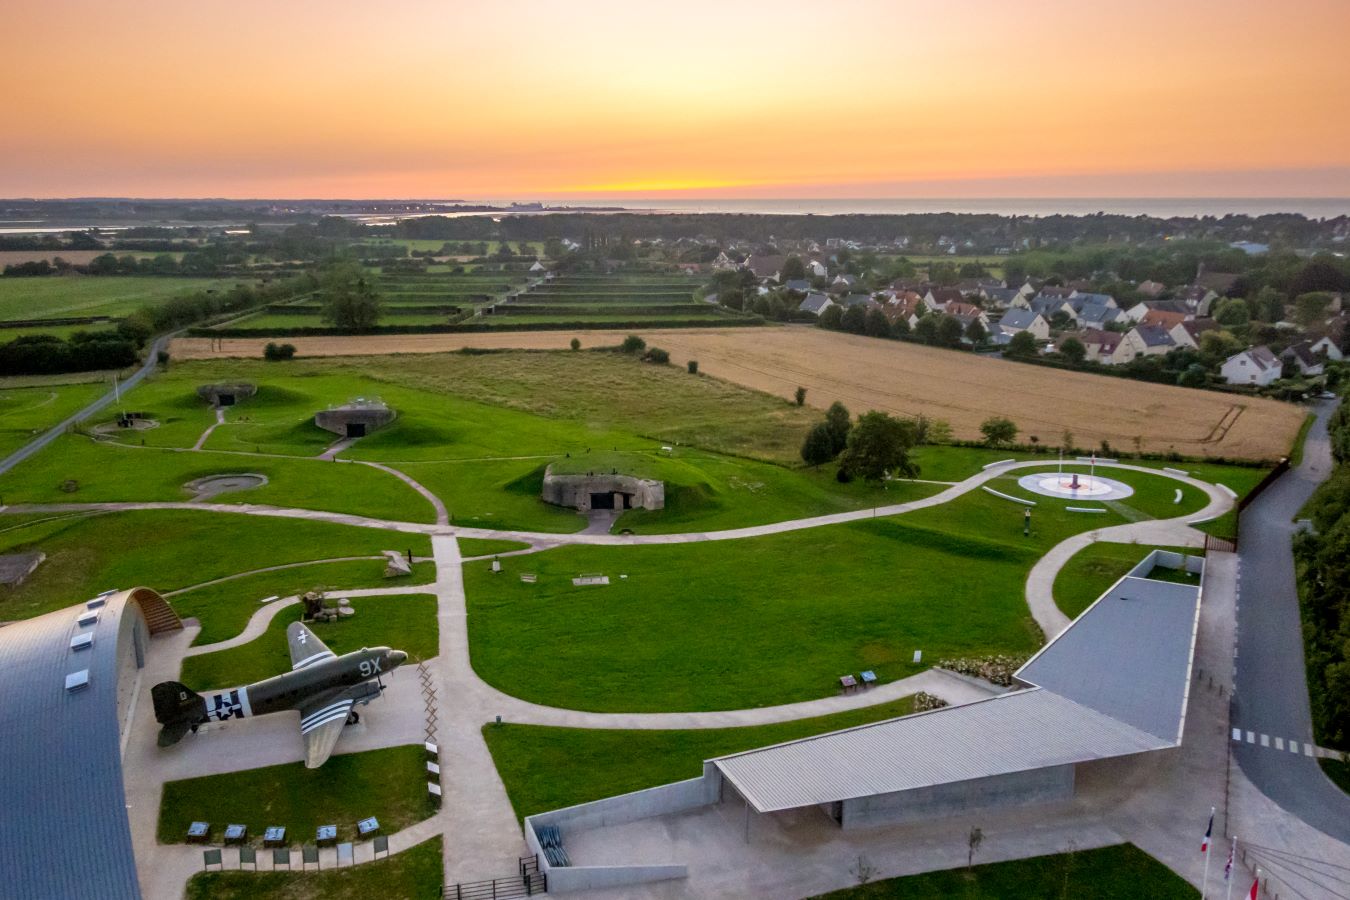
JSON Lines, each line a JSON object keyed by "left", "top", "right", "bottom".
{"left": 171, "top": 327, "right": 1305, "bottom": 459}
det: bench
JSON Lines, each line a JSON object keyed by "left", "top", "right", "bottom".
{"left": 258, "top": 595, "right": 280, "bottom": 605}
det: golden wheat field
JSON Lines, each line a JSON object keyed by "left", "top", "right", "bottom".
{"left": 172, "top": 327, "right": 1305, "bottom": 460}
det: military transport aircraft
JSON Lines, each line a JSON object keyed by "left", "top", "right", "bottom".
{"left": 152, "top": 621, "right": 408, "bottom": 768}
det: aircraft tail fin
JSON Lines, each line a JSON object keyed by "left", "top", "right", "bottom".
{"left": 152, "top": 680, "right": 206, "bottom": 735}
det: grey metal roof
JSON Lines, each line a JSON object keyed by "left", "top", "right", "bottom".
{"left": 1016, "top": 576, "right": 1201, "bottom": 743}
{"left": 716, "top": 690, "right": 1169, "bottom": 813}
{"left": 713, "top": 572, "right": 1201, "bottom": 814}
{"left": 0, "top": 591, "right": 145, "bottom": 900}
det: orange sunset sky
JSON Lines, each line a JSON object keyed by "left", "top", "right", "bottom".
{"left": 4, "top": 0, "right": 1349, "bottom": 199}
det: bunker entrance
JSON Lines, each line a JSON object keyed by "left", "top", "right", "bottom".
{"left": 589, "top": 492, "right": 615, "bottom": 510}
{"left": 217, "top": 394, "right": 235, "bottom": 406}
{"left": 346, "top": 423, "right": 367, "bottom": 438}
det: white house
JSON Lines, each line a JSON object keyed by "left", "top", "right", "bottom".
{"left": 997, "top": 309, "right": 1050, "bottom": 341}
{"left": 1310, "top": 335, "right": 1344, "bottom": 362}
{"left": 806, "top": 259, "right": 828, "bottom": 278}
{"left": 1076, "top": 328, "right": 1127, "bottom": 365}
{"left": 1221, "top": 346, "right": 1282, "bottom": 386}
{"left": 797, "top": 292, "right": 836, "bottom": 317}
{"left": 1280, "top": 340, "right": 1325, "bottom": 377}
{"left": 1115, "top": 325, "right": 1175, "bottom": 364}
{"left": 1168, "top": 318, "right": 1218, "bottom": 350}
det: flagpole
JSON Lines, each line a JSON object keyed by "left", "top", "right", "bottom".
{"left": 1201, "top": 806, "right": 1215, "bottom": 899}
{"left": 1225, "top": 836, "right": 1236, "bottom": 900}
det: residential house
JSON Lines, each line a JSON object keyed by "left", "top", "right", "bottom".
{"left": 1076, "top": 328, "right": 1127, "bottom": 365}
{"left": 1126, "top": 299, "right": 1194, "bottom": 323}
{"left": 1028, "top": 294, "right": 1074, "bottom": 323}
{"left": 840, "top": 293, "right": 878, "bottom": 309}
{"left": 997, "top": 309, "right": 1050, "bottom": 341}
{"left": 742, "top": 254, "right": 787, "bottom": 282}
{"left": 830, "top": 273, "right": 860, "bottom": 292}
{"left": 1168, "top": 318, "right": 1219, "bottom": 350}
{"left": 981, "top": 286, "right": 1020, "bottom": 310}
{"left": 883, "top": 294, "right": 924, "bottom": 330}
{"left": 1309, "top": 334, "right": 1344, "bottom": 362}
{"left": 1141, "top": 308, "right": 1190, "bottom": 331}
{"left": 1280, "top": 341, "right": 1325, "bottom": 377}
{"left": 924, "top": 287, "right": 965, "bottom": 311}
{"left": 1220, "top": 346, "right": 1281, "bottom": 386}
{"left": 1136, "top": 280, "right": 1166, "bottom": 298}
{"left": 784, "top": 279, "right": 811, "bottom": 293}
{"left": 1116, "top": 324, "right": 1175, "bottom": 364}
{"left": 797, "top": 292, "right": 836, "bottom": 317}
{"left": 1077, "top": 302, "right": 1124, "bottom": 330}
{"left": 805, "top": 259, "right": 828, "bottom": 278}
{"left": 945, "top": 301, "right": 990, "bottom": 329}
{"left": 1195, "top": 267, "right": 1240, "bottom": 296}
{"left": 529, "top": 260, "right": 548, "bottom": 273}
{"left": 712, "top": 250, "right": 740, "bottom": 271}
{"left": 1175, "top": 286, "right": 1218, "bottom": 316}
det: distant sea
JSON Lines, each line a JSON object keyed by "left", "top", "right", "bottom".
{"left": 522, "top": 197, "right": 1350, "bottom": 219}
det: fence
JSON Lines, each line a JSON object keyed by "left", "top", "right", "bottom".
{"left": 443, "top": 856, "right": 546, "bottom": 898}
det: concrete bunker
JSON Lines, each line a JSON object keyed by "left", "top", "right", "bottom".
{"left": 196, "top": 382, "right": 257, "bottom": 408}
{"left": 314, "top": 398, "right": 396, "bottom": 439}
{"left": 541, "top": 465, "right": 665, "bottom": 512}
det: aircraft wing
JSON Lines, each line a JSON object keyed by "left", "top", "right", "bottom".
{"left": 286, "top": 621, "right": 336, "bottom": 671}
{"left": 299, "top": 689, "right": 355, "bottom": 769}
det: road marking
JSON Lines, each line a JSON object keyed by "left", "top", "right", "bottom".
{"left": 1275, "top": 737, "right": 1284, "bottom": 750}
{"left": 1246, "top": 731, "right": 1255, "bottom": 743}
{"left": 1261, "top": 734, "right": 1270, "bottom": 747}
{"left": 1232, "top": 728, "right": 1242, "bottom": 741}
{"left": 1305, "top": 744, "right": 1315, "bottom": 757}
{"left": 1289, "top": 741, "right": 1300, "bottom": 754}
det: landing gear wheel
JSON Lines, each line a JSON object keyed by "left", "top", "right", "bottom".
{"left": 345, "top": 711, "right": 361, "bottom": 726}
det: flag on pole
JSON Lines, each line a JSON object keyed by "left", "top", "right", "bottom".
{"left": 1248, "top": 876, "right": 1259, "bottom": 899}
{"left": 1201, "top": 812, "right": 1213, "bottom": 853}
{"left": 1225, "top": 841, "right": 1234, "bottom": 880}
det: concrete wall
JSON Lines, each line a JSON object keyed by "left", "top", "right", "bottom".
{"left": 540, "top": 467, "right": 665, "bottom": 512}
{"left": 114, "top": 603, "right": 148, "bottom": 745}
{"left": 314, "top": 405, "right": 396, "bottom": 436}
{"left": 525, "top": 776, "right": 716, "bottom": 893}
{"left": 196, "top": 383, "right": 257, "bottom": 407}
{"left": 840, "top": 764, "right": 1075, "bottom": 829}
{"left": 1127, "top": 549, "right": 1206, "bottom": 579}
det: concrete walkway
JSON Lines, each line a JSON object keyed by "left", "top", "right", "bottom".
{"left": 190, "top": 408, "right": 225, "bottom": 451}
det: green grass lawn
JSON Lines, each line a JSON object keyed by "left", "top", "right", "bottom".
{"left": 159, "top": 744, "right": 434, "bottom": 845}
{"left": 186, "top": 836, "right": 443, "bottom": 900}
{"left": 0, "top": 379, "right": 109, "bottom": 457}
{"left": 1053, "top": 543, "right": 1199, "bottom": 619}
{"left": 813, "top": 844, "right": 1195, "bottom": 899}
{"left": 181, "top": 594, "right": 438, "bottom": 689}
{"left": 0, "top": 275, "right": 232, "bottom": 320}
{"left": 1179, "top": 461, "right": 1271, "bottom": 540}
{"left": 171, "top": 559, "right": 435, "bottom": 646}
{"left": 0, "top": 322, "right": 120, "bottom": 342}
{"left": 0, "top": 435, "right": 436, "bottom": 523}
{"left": 979, "top": 464, "right": 1209, "bottom": 522}
{"left": 457, "top": 537, "right": 533, "bottom": 557}
{"left": 485, "top": 696, "right": 917, "bottom": 820}
{"left": 466, "top": 517, "right": 1044, "bottom": 712}
{"left": 0, "top": 510, "right": 429, "bottom": 621}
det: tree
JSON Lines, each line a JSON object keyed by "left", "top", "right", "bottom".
{"left": 800, "top": 422, "right": 835, "bottom": 467}
{"left": 1059, "top": 336, "right": 1086, "bottom": 365}
{"left": 890, "top": 317, "right": 911, "bottom": 338}
{"left": 319, "top": 261, "right": 381, "bottom": 331}
{"left": 263, "top": 342, "right": 296, "bottom": 361}
{"left": 645, "top": 347, "right": 670, "bottom": 364}
{"left": 838, "top": 411, "right": 920, "bottom": 482}
{"left": 840, "top": 304, "right": 867, "bottom": 334}
{"left": 913, "top": 315, "right": 939, "bottom": 344}
{"left": 863, "top": 308, "right": 890, "bottom": 338}
{"left": 570, "top": 338, "right": 581, "bottom": 351}
{"left": 781, "top": 256, "right": 806, "bottom": 281}
{"left": 687, "top": 359, "right": 699, "bottom": 374}
{"left": 936, "top": 314, "right": 964, "bottom": 348}
{"left": 794, "top": 386, "right": 807, "bottom": 406}
{"left": 980, "top": 416, "right": 1018, "bottom": 447}
{"left": 719, "top": 287, "right": 745, "bottom": 311}
{"left": 1177, "top": 363, "right": 1207, "bottom": 388}
{"left": 1198, "top": 330, "right": 1242, "bottom": 366}
{"left": 1006, "top": 330, "right": 1038, "bottom": 357}
{"left": 621, "top": 334, "right": 646, "bottom": 354}
{"left": 1293, "top": 292, "right": 1334, "bottom": 329}
{"left": 1252, "top": 285, "right": 1285, "bottom": 323}
{"left": 965, "top": 318, "right": 987, "bottom": 345}
{"left": 825, "top": 401, "right": 852, "bottom": 453}
{"left": 819, "top": 305, "right": 843, "bottom": 330}
{"left": 1213, "top": 297, "right": 1251, "bottom": 328}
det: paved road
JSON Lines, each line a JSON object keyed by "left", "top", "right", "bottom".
{"left": 1232, "top": 398, "right": 1350, "bottom": 844}
{"left": 0, "top": 333, "right": 171, "bottom": 476}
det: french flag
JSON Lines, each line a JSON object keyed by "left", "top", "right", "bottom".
{"left": 1201, "top": 812, "right": 1213, "bottom": 853}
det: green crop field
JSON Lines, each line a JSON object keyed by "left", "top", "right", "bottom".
{"left": 171, "top": 558, "right": 435, "bottom": 646}
{"left": 485, "top": 696, "right": 918, "bottom": 820}
{"left": 0, "top": 380, "right": 109, "bottom": 457}
{"left": 159, "top": 744, "right": 434, "bottom": 844}
{"left": 0, "top": 275, "right": 233, "bottom": 321}
{"left": 0, "top": 510, "right": 431, "bottom": 621}
{"left": 181, "top": 594, "right": 438, "bottom": 689}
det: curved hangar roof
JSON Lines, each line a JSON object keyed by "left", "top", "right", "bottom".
{"left": 0, "top": 587, "right": 178, "bottom": 900}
